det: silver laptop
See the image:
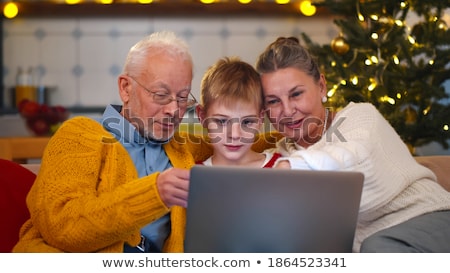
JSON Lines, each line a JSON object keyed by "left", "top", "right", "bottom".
{"left": 185, "top": 165, "right": 364, "bottom": 253}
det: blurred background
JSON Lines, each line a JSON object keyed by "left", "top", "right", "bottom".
{"left": 1, "top": 0, "right": 449, "bottom": 155}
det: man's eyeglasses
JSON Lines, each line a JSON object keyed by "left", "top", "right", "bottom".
{"left": 128, "top": 75, "right": 197, "bottom": 108}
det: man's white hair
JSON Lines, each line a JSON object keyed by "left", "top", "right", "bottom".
{"left": 123, "top": 31, "right": 193, "bottom": 75}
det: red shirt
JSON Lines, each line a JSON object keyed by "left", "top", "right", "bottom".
{"left": 196, "top": 152, "right": 282, "bottom": 168}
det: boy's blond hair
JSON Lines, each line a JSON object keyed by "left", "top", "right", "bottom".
{"left": 200, "top": 56, "right": 263, "bottom": 112}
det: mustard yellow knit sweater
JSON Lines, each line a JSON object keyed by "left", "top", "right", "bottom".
{"left": 13, "top": 117, "right": 212, "bottom": 253}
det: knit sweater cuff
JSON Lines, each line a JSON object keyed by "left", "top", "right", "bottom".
{"left": 122, "top": 173, "right": 169, "bottom": 226}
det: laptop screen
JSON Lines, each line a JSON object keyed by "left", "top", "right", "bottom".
{"left": 185, "top": 165, "right": 364, "bottom": 253}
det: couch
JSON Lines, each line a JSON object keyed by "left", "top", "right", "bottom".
{"left": 415, "top": 156, "right": 450, "bottom": 192}
{"left": 19, "top": 156, "right": 450, "bottom": 190}
{"left": 1, "top": 156, "right": 448, "bottom": 253}
{"left": 0, "top": 159, "right": 36, "bottom": 252}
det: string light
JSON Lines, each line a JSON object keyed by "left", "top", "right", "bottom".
{"left": 0, "top": 0, "right": 325, "bottom": 18}
{"left": 393, "top": 55, "right": 400, "bottom": 64}
{"left": 444, "top": 125, "right": 449, "bottom": 131}
{"left": 437, "top": 20, "right": 448, "bottom": 30}
{"left": 3, "top": 2, "right": 19, "bottom": 19}
{"left": 327, "top": 85, "right": 338, "bottom": 97}
{"left": 395, "top": 20, "right": 404, "bottom": 26}
{"left": 356, "top": 0, "right": 364, "bottom": 21}
{"left": 65, "top": 0, "right": 81, "bottom": 4}
{"left": 371, "top": 33, "right": 379, "bottom": 40}
{"left": 275, "top": 0, "right": 290, "bottom": 4}
{"left": 370, "top": 55, "right": 378, "bottom": 64}
{"left": 380, "top": 96, "right": 396, "bottom": 105}
{"left": 138, "top": 0, "right": 154, "bottom": 4}
{"left": 299, "top": 1, "right": 316, "bottom": 16}
{"left": 368, "top": 78, "right": 377, "bottom": 91}
{"left": 358, "top": 13, "right": 365, "bottom": 22}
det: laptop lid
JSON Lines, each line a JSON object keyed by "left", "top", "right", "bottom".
{"left": 185, "top": 165, "right": 364, "bottom": 253}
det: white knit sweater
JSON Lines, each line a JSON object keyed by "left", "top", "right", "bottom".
{"left": 272, "top": 102, "right": 450, "bottom": 252}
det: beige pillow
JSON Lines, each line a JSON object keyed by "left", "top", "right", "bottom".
{"left": 21, "top": 164, "right": 41, "bottom": 175}
{"left": 415, "top": 156, "right": 450, "bottom": 192}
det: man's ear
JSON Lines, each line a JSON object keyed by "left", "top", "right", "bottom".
{"left": 118, "top": 75, "right": 132, "bottom": 103}
{"left": 196, "top": 105, "right": 207, "bottom": 128}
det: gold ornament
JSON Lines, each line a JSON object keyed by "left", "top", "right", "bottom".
{"left": 406, "top": 143, "right": 416, "bottom": 155}
{"left": 331, "top": 36, "right": 350, "bottom": 55}
{"left": 404, "top": 105, "right": 417, "bottom": 125}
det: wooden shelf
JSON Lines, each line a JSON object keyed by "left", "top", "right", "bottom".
{"left": 0, "top": 136, "right": 51, "bottom": 163}
{"left": 1, "top": 2, "right": 329, "bottom": 18}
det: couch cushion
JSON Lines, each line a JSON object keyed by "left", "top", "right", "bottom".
{"left": 0, "top": 159, "right": 36, "bottom": 252}
{"left": 21, "top": 164, "right": 41, "bottom": 174}
{"left": 415, "top": 156, "right": 450, "bottom": 192}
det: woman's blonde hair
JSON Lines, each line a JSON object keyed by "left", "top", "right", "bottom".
{"left": 256, "top": 37, "right": 321, "bottom": 83}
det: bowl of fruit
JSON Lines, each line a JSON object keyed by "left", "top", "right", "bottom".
{"left": 18, "top": 99, "right": 70, "bottom": 136}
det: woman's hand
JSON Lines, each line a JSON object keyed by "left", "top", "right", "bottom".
{"left": 274, "top": 160, "right": 291, "bottom": 169}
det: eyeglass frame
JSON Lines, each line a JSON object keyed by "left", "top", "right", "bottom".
{"left": 127, "top": 75, "right": 197, "bottom": 108}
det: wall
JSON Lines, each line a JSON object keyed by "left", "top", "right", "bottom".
{"left": 2, "top": 14, "right": 450, "bottom": 155}
{"left": 2, "top": 15, "right": 336, "bottom": 107}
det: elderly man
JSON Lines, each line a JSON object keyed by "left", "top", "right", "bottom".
{"left": 13, "top": 31, "right": 211, "bottom": 253}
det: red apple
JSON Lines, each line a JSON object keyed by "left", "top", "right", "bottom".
{"left": 18, "top": 99, "right": 31, "bottom": 112}
{"left": 43, "top": 106, "right": 59, "bottom": 124}
{"left": 27, "top": 117, "right": 50, "bottom": 136}
{"left": 20, "top": 100, "right": 40, "bottom": 118}
{"left": 52, "top": 105, "right": 69, "bottom": 122}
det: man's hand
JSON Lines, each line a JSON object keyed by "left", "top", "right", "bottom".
{"left": 156, "top": 168, "right": 190, "bottom": 208}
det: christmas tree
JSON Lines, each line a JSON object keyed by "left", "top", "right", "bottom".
{"left": 301, "top": 0, "right": 450, "bottom": 151}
